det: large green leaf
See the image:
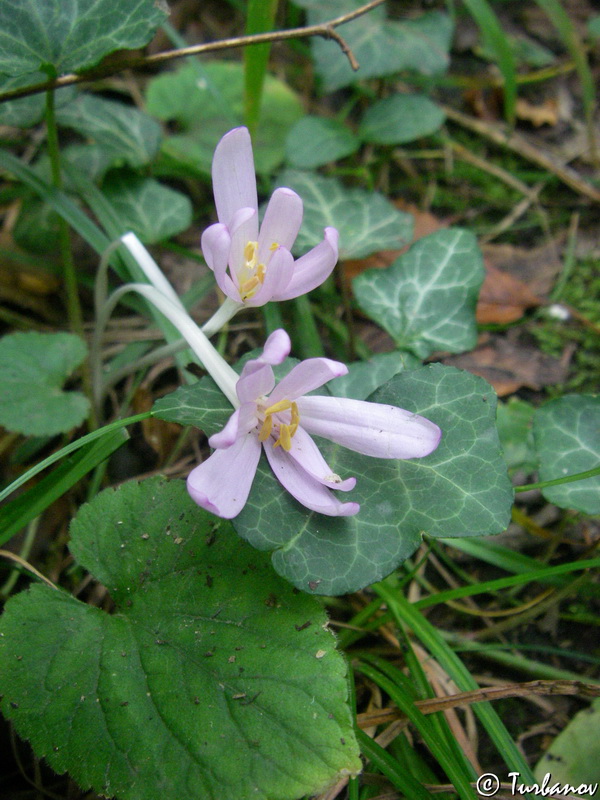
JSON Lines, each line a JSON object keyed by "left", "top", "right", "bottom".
{"left": 146, "top": 62, "right": 303, "bottom": 176}
{"left": 276, "top": 169, "right": 413, "bottom": 259}
{"left": 102, "top": 173, "right": 192, "bottom": 243}
{"left": 0, "top": 331, "right": 89, "bottom": 436}
{"left": 353, "top": 229, "right": 484, "bottom": 358}
{"left": 285, "top": 116, "right": 359, "bottom": 168}
{"left": 327, "top": 351, "right": 418, "bottom": 401}
{"left": 293, "top": 0, "right": 453, "bottom": 91}
{"left": 56, "top": 93, "right": 162, "bottom": 168}
{"left": 0, "top": 0, "right": 168, "bottom": 77}
{"left": 153, "top": 364, "right": 513, "bottom": 595}
{"left": 533, "top": 394, "right": 600, "bottom": 514}
{"left": 0, "top": 478, "right": 361, "bottom": 800}
{"left": 0, "top": 73, "right": 76, "bottom": 126}
{"left": 359, "top": 94, "right": 446, "bottom": 145}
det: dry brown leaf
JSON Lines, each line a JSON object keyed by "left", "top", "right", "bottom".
{"left": 482, "top": 238, "right": 564, "bottom": 297}
{"left": 477, "top": 262, "right": 542, "bottom": 324}
{"left": 443, "top": 334, "right": 572, "bottom": 396}
{"left": 515, "top": 97, "right": 559, "bottom": 128}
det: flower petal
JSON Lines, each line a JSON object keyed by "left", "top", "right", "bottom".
{"left": 200, "top": 223, "right": 238, "bottom": 298}
{"left": 287, "top": 427, "right": 356, "bottom": 491}
{"left": 274, "top": 227, "right": 339, "bottom": 301}
{"left": 187, "top": 432, "right": 261, "bottom": 518}
{"left": 297, "top": 396, "right": 442, "bottom": 459}
{"left": 257, "top": 187, "right": 303, "bottom": 258}
{"left": 257, "top": 329, "right": 291, "bottom": 367}
{"left": 246, "top": 246, "right": 294, "bottom": 307}
{"left": 264, "top": 439, "right": 359, "bottom": 517}
{"left": 269, "top": 358, "right": 347, "bottom": 403}
{"left": 208, "top": 403, "right": 257, "bottom": 448}
{"left": 212, "top": 127, "right": 258, "bottom": 228}
{"left": 237, "top": 363, "right": 275, "bottom": 404}
{"left": 228, "top": 206, "right": 259, "bottom": 286}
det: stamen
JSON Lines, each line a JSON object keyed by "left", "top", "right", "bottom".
{"left": 258, "top": 415, "right": 273, "bottom": 442}
{"left": 275, "top": 424, "right": 292, "bottom": 451}
{"left": 269, "top": 241, "right": 279, "bottom": 251}
{"left": 244, "top": 241, "right": 258, "bottom": 268}
{"left": 240, "top": 276, "right": 260, "bottom": 295}
{"left": 265, "top": 398, "right": 292, "bottom": 415}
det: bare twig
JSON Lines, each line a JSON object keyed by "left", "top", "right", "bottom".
{"left": 443, "top": 105, "right": 600, "bottom": 204}
{"left": 0, "top": 0, "right": 385, "bottom": 104}
{"left": 356, "top": 678, "right": 600, "bottom": 729}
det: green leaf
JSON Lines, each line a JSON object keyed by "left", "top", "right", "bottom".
{"left": 154, "top": 364, "right": 513, "bottom": 595}
{"left": 359, "top": 95, "right": 445, "bottom": 145}
{"left": 353, "top": 229, "right": 484, "bottom": 358}
{"left": 327, "top": 351, "right": 417, "bottom": 401}
{"left": 0, "top": 0, "right": 168, "bottom": 77}
{"left": 13, "top": 195, "right": 61, "bottom": 253}
{"left": 276, "top": 169, "right": 413, "bottom": 259}
{"left": 146, "top": 62, "right": 303, "bottom": 176}
{"left": 533, "top": 394, "right": 600, "bottom": 514}
{"left": 534, "top": 698, "right": 600, "bottom": 796}
{"left": 0, "top": 73, "right": 76, "bottom": 126}
{"left": 293, "top": 1, "right": 453, "bottom": 92}
{"left": 56, "top": 93, "right": 162, "bottom": 169}
{"left": 102, "top": 173, "right": 192, "bottom": 243}
{"left": 0, "top": 478, "right": 360, "bottom": 800}
{"left": 496, "top": 398, "right": 536, "bottom": 473}
{"left": 0, "top": 332, "right": 89, "bottom": 436}
{"left": 285, "top": 116, "right": 359, "bottom": 168}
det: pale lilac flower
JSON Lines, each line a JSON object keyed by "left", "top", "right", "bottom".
{"left": 201, "top": 127, "right": 338, "bottom": 307}
{"left": 187, "top": 330, "right": 442, "bottom": 519}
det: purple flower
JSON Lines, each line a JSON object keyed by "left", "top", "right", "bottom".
{"left": 201, "top": 127, "right": 338, "bottom": 307}
{"left": 187, "top": 330, "right": 442, "bottom": 519}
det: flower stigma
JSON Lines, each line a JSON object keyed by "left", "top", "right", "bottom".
{"left": 257, "top": 397, "right": 299, "bottom": 451}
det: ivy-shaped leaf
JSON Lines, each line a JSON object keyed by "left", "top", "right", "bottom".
{"left": 154, "top": 364, "right": 513, "bottom": 595}
{"left": 353, "top": 228, "right": 484, "bottom": 358}
{"left": 102, "top": 173, "right": 193, "bottom": 243}
{"left": 276, "top": 169, "right": 414, "bottom": 259}
{"left": 359, "top": 94, "right": 446, "bottom": 145}
{"left": 0, "top": 478, "right": 361, "bottom": 800}
{"left": 0, "top": 332, "right": 89, "bottom": 436}
{"left": 56, "top": 93, "right": 162, "bottom": 169}
{"left": 146, "top": 62, "right": 303, "bottom": 176}
{"left": 293, "top": 0, "right": 453, "bottom": 91}
{"left": 533, "top": 394, "right": 600, "bottom": 514}
{"left": 285, "top": 116, "right": 359, "bottom": 168}
{"left": 0, "top": 0, "right": 168, "bottom": 77}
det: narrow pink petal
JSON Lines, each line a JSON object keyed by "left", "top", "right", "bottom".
{"left": 208, "top": 403, "right": 258, "bottom": 448}
{"left": 297, "top": 396, "right": 442, "bottom": 459}
{"left": 269, "top": 358, "right": 347, "bottom": 403}
{"left": 264, "top": 439, "right": 359, "bottom": 517}
{"left": 187, "top": 432, "right": 261, "bottom": 519}
{"left": 274, "top": 227, "right": 339, "bottom": 301}
{"left": 287, "top": 427, "right": 356, "bottom": 491}
{"left": 200, "top": 223, "right": 237, "bottom": 298}
{"left": 212, "top": 127, "right": 258, "bottom": 228}
{"left": 257, "top": 188, "right": 303, "bottom": 258}
{"left": 245, "top": 247, "right": 294, "bottom": 307}
{"left": 237, "top": 329, "right": 290, "bottom": 397}
{"left": 259, "top": 329, "right": 291, "bottom": 366}
{"left": 237, "top": 363, "right": 275, "bottom": 404}
{"left": 228, "top": 206, "right": 259, "bottom": 286}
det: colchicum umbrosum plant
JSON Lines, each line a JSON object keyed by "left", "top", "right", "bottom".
{"left": 1, "top": 3, "right": 598, "bottom": 797}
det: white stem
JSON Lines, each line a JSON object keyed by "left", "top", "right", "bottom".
{"left": 105, "top": 284, "right": 240, "bottom": 408}
{"left": 120, "top": 232, "right": 186, "bottom": 312}
{"left": 201, "top": 296, "right": 243, "bottom": 337}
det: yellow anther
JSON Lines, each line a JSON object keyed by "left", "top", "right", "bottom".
{"left": 265, "top": 398, "right": 292, "bottom": 415}
{"left": 274, "top": 424, "right": 292, "bottom": 451}
{"left": 269, "top": 241, "right": 279, "bottom": 251}
{"left": 258, "top": 414, "right": 273, "bottom": 442}
{"left": 244, "top": 241, "right": 258, "bottom": 267}
{"left": 240, "top": 276, "right": 260, "bottom": 296}
{"left": 256, "top": 262, "right": 266, "bottom": 283}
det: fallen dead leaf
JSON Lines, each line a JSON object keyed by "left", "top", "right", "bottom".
{"left": 442, "top": 333, "right": 573, "bottom": 396}
{"left": 477, "top": 262, "right": 542, "bottom": 324}
{"left": 515, "top": 97, "right": 559, "bottom": 128}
